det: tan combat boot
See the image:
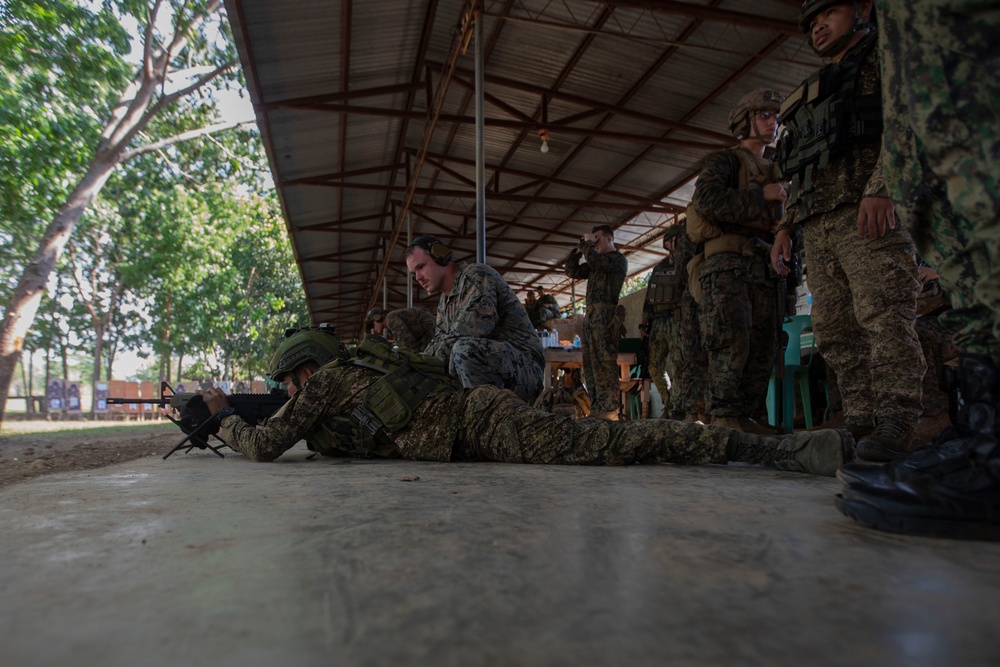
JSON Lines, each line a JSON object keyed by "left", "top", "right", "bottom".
{"left": 726, "top": 429, "right": 856, "bottom": 477}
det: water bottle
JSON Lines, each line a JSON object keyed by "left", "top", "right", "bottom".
{"left": 573, "top": 334, "right": 581, "bottom": 349}
{"left": 806, "top": 293, "right": 813, "bottom": 315}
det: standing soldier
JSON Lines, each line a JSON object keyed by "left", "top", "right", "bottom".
{"left": 689, "top": 88, "right": 786, "bottom": 434}
{"left": 771, "top": 0, "right": 925, "bottom": 460}
{"left": 565, "top": 225, "right": 629, "bottom": 420}
{"left": 641, "top": 225, "right": 707, "bottom": 421}
{"left": 536, "top": 287, "right": 562, "bottom": 329}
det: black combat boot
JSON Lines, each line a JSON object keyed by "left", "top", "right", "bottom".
{"left": 835, "top": 435, "right": 1000, "bottom": 540}
{"left": 839, "top": 354, "right": 1000, "bottom": 488}
{"left": 726, "top": 429, "right": 855, "bottom": 477}
{"left": 836, "top": 355, "right": 1000, "bottom": 539}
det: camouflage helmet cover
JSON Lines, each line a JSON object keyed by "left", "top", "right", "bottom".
{"left": 268, "top": 326, "right": 348, "bottom": 382}
{"left": 727, "top": 88, "right": 784, "bottom": 139}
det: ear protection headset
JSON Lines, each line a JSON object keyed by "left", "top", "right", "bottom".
{"left": 408, "top": 235, "right": 453, "bottom": 266}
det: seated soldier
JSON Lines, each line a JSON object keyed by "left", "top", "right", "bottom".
{"left": 200, "top": 326, "right": 856, "bottom": 476}
{"left": 405, "top": 235, "right": 543, "bottom": 403}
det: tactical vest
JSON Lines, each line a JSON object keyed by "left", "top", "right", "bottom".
{"left": 777, "top": 35, "right": 882, "bottom": 212}
{"left": 646, "top": 261, "right": 684, "bottom": 314}
{"left": 307, "top": 334, "right": 462, "bottom": 458}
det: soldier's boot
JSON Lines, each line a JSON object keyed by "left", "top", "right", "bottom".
{"left": 712, "top": 416, "right": 743, "bottom": 432}
{"left": 835, "top": 435, "right": 1000, "bottom": 540}
{"left": 725, "top": 429, "right": 855, "bottom": 477}
{"left": 838, "top": 354, "right": 1000, "bottom": 489}
{"left": 856, "top": 417, "right": 913, "bottom": 462}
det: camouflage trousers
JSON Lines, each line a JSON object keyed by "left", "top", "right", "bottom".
{"left": 698, "top": 254, "right": 778, "bottom": 419}
{"left": 915, "top": 311, "right": 961, "bottom": 418}
{"left": 878, "top": 0, "right": 1000, "bottom": 362}
{"left": 385, "top": 308, "right": 435, "bottom": 352}
{"left": 646, "top": 315, "right": 674, "bottom": 417}
{"left": 648, "top": 299, "right": 708, "bottom": 419}
{"left": 457, "top": 385, "right": 731, "bottom": 465}
{"left": 669, "top": 292, "right": 708, "bottom": 419}
{"left": 447, "top": 338, "right": 543, "bottom": 404}
{"left": 804, "top": 206, "right": 925, "bottom": 426}
{"left": 582, "top": 306, "right": 621, "bottom": 414}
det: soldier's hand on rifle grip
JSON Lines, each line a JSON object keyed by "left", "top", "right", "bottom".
{"left": 771, "top": 228, "right": 793, "bottom": 277}
{"left": 200, "top": 387, "right": 231, "bottom": 416}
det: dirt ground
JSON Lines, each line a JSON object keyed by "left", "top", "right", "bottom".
{"left": 0, "top": 420, "right": 191, "bottom": 490}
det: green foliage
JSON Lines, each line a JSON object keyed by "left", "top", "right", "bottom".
{"left": 1, "top": 0, "right": 307, "bottom": 385}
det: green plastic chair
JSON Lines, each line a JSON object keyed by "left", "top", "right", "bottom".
{"left": 766, "top": 314, "right": 814, "bottom": 430}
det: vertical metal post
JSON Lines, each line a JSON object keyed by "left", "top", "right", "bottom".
{"left": 474, "top": 6, "right": 486, "bottom": 263}
{"left": 406, "top": 212, "right": 414, "bottom": 307}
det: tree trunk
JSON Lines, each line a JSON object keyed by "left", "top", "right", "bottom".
{"left": 27, "top": 350, "right": 35, "bottom": 416}
{"left": 60, "top": 334, "right": 69, "bottom": 419}
{"left": 0, "top": 157, "right": 117, "bottom": 427}
{"left": 177, "top": 353, "right": 184, "bottom": 386}
{"left": 91, "top": 322, "right": 104, "bottom": 419}
{"left": 44, "top": 344, "right": 51, "bottom": 419}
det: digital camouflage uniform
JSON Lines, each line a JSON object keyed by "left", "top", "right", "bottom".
{"left": 642, "top": 230, "right": 707, "bottom": 419}
{"left": 424, "top": 261, "right": 544, "bottom": 403}
{"left": 384, "top": 308, "right": 435, "bottom": 352}
{"left": 778, "top": 30, "right": 925, "bottom": 430}
{"left": 536, "top": 291, "right": 561, "bottom": 327}
{"left": 565, "top": 241, "right": 628, "bottom": 415}
{"left": 693, "top": 148, "right": 780, "bottom": 420}
{"left": 877, "top": 0, "right": 1000, "bottom": 363}
{"left": 217, "top": 349, "right": 849, "bottom": 477}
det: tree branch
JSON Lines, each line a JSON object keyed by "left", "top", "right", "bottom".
{"left": 119, "top": 119, "right": 256, "bottom": 162}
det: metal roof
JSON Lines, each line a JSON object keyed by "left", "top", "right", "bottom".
{"left": 225, "top": 0, "right": 820, "bottom": 339}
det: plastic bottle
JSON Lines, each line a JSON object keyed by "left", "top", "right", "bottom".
{"left": 573, "top": 334, "right": 581, "bottom": 349}
{"left": 806, "top": 293, "right": 813, "bottom": 315}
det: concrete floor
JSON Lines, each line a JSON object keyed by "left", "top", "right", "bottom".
{"left": 2, "top": 443, "right": 999, "bottom": 667}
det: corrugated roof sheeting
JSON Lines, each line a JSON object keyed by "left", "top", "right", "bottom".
{"left": 225, "top": 0, "right": 820, "bottom": 338}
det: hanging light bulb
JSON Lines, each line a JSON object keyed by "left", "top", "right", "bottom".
{"left": 538, "top": 128, "right": 550, "bottom": 154}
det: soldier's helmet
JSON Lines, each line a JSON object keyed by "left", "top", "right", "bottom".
{"left": 662, "top": 223, "right": 686, "bottom": 248}
{"left": 365, "top": 307, "right": 388, "bottom": 330}
{"left": 797, "top": 0, "right": 848, "bottom": 33}
{"left": 727, "top": 88, "right": 784, "bottom": 139}
{"left": 268, "top": 325, "right": 349, "bottom": 382}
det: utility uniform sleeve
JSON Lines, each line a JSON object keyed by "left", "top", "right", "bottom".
{"left": 217, "top": 367, "right": 355, "bottom": 462}
{"left": 564, "top": 246, "right": 590, "bottom": 280}
{"left": 425, "top": 266, "right": 501, "bottom": 361}
{"left": 691, "top": 151, "right": 770, "bottom": 228}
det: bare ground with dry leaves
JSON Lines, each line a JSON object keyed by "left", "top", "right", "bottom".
{"left": 0, "top": 420, "right": 181, "bottom": 490}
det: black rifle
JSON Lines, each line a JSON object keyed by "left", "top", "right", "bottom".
{"left": 107, "top": 381, "right": 288, "bottom": 459}
{"left": 751, "top": 238, "right": 802, "bottom": 381}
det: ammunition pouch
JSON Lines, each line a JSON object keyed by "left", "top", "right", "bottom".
{"left": 686, "top": 253, "right": 706, "bottom": 303}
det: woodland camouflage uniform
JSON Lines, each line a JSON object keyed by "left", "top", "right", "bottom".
{"left": 565, "top": 240, "right": 628, "bottom": 415}
{"left": 778, "top": 29, "right": 924, "bottom": 434}
{"left": 692, "top": 147, "right": 781, "bottom": 422}
{"left": 384, "top": 308, "right": 435, "bottom": 352}
{"left": 642, "top": 229, "right": 707, "bottom": 418}
{"left": 425, "top": 261, "right": 544, "bottom": 404}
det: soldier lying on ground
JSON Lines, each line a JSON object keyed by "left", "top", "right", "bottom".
{"left": 199, "top": 327, "right": 855, "bottom": 476}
